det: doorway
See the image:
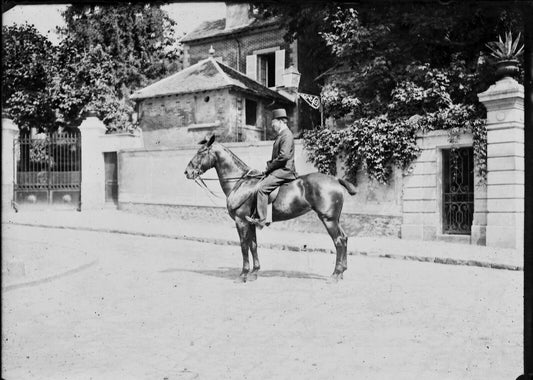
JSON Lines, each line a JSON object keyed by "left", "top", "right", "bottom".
{"left": 442, "top": 147, "right": 474, "bottom": 234}
{"left": 104, "top": 152, "right": 118, "bottom": 204}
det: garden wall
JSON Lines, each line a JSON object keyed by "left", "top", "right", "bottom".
{"left": 400, "top": 129, "right": 486, "bottom": 244}
{"left": 118, "top": 140, "right": 403, "bottom": 237}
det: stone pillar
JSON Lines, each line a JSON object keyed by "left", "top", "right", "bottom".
{"left": 79, "top": 116, "right": 106, "bottom": 210}
{"left": 478, "top": 77, "right": 524, "bottom": 249}
{"left": 2, "top": 118, "right": 19, "bottom": 213}
{"left": 471, "top": 182, "right": 487, "bottom": 246}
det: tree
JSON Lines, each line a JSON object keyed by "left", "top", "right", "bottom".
{"left": 259, "top": 3, "right": 524, "bottom": 183}
{"left": 52, "top": 3, "right": 182, "bottom": 132}
{"left": 57, "top": 3, "right": 181, "bottom": 98}
{"left": 2, "top": 4, "right": 182, "bottom": 134}
{"left": 2, "top": 24, "right": 57, "bottom": 132}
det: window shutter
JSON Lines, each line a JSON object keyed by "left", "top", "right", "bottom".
{"left": 275, "top": 49, "right": 285, "bottom": 87}
{"left": 246, "top": 54, "right": 257, "bottom": 81}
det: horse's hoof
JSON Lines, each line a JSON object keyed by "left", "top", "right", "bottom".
{"left": 248, "top": 272, "right": 258, "bottom": 282}
{"left": 234, "top": 275, "right": 247, "bottom": 283}
{"left": 340, "top": 273, "right": 344, "bottom": 280}
{"left": 327, "top": 274, "right": 340, "bottom": 284}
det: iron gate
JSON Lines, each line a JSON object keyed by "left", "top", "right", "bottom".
{"left": 442, "top": 147, "right": 474, "bottom": 234}
{"left": 13, "top": 132, "right": 81, "bottom": 210}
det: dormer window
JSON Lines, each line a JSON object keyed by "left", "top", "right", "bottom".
{"left": 258, "top": 53, "right": 275, "bottom": 87}
{"left": 246, "top": 47, "right": 285, "bottom": 88}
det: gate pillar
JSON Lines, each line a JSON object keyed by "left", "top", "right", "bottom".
{"left": 2, "top": 118, "right": 19, "bottom": 213}
{"left": 79, "top": 116, "right": 107, "bottom": 210}
{"left": 478, "top": 77, "right": 524, "bottom": 249}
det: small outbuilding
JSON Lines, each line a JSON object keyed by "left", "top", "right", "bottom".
{"left": 131, "top": 57, "right": 293, "bottom": 148}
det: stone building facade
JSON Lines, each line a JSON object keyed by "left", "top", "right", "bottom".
{"left": 131, "top": 57, "right": 291, "bottom": 148}
{"left": 132, "top": 2, "right": 321, "bottom": 148}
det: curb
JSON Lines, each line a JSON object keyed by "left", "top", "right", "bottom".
{"left": 2, "top": 260, "right": 98, "bottom": 292}
{"left": 7, "top": 222, "right": 523, "bottom": 272}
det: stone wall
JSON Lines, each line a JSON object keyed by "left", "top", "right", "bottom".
{"left": 400, "top": 130, "right": 487, "bottom": 244}
{"left": 138, "top": 88, "right": 271, "bottom": 149}
{"left": 117, "top": 140, "right": 403, "bottom": 237}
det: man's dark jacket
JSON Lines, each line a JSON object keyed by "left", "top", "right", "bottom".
{"left": 265, "top": 127, "right": 297, "bottom": 179}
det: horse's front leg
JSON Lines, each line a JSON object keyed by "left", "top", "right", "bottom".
{"left": 235, "top": 218, "right": 251, "bottom": 282}
{"left": 248, "top": 225, "right": 260, "bottom": 280}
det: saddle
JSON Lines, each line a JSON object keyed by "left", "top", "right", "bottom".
{"left": 226, "top": 174, "right": 293, "bottom": 224}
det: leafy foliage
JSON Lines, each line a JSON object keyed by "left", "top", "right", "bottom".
{"left": 57, "top": 4, "right": 181, "bottom": 96}
{"left": 2, "top": 4, "right": 182, "bottom": 134}
{"left": 303, "top": 117, "right": 420, "bottom": 184}
{"left": 2, "top": 24, "right": 57, "bottom": 132}
{"left": 53, "top": 4, "right": 182, "bottom": 131}
{"left": 261, "top": 3, "right": 523, "bottom": 184}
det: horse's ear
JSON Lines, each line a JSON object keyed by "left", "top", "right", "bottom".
{"left": 206, "top": 135, "right": 216, "bottom": 147}
{"left": 198, "top": 138, "right": 207, "bottom": 145}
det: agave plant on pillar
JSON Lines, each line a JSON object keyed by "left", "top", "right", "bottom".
{"left": 485, "top": 31, "right": 524, "bottom": 80}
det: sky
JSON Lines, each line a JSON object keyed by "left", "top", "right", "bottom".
{"left": 2, "top": 2, "right": 226, "bottom": 44}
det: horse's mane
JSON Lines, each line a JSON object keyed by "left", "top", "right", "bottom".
{"left": 215, "top": 143, "right": 254, "bottom": 172}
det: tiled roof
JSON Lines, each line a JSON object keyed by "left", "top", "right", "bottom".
{"left": 180, "top": 16, "right": 280, "bottom": 43}
{"left": 130, "top": 57, "right": 292, "bottom": 104}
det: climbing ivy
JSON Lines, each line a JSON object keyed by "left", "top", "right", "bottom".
{"left": 303, "top": 116, "right": 420, "bottom": 184}
{"left": 304, "top": 58, "right": 491, "bottom": 185}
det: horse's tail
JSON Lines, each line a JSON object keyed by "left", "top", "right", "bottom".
{"left": 338, "top": 178, "right": 357, "bottom": 195}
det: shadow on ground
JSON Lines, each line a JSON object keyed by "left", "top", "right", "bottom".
{"left": 159, "top": 267, "right": 328, "bottom": 281}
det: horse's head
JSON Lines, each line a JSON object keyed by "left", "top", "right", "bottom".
{"left": 184, "top": 135, "right": 218, "bottom": 179}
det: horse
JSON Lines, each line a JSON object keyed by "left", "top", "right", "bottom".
{"left": 184, "top": 135, "right": 357, "bottom": 283}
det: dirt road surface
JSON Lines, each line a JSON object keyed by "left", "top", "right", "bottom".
{"left": 2, "top": 225, "right": 522, "bottom": 379}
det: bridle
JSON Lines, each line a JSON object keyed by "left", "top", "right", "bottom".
{"left": 191, "top": 145, "right": 263, "bottom": 200}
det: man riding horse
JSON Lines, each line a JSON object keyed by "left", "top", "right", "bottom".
{"left": 246, "top": 108, "right": 297, "bottom": 229}
{"left": 185, "top": 109, "right": 357, "bottom": 281}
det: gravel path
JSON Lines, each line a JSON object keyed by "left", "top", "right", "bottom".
{"left": 2, "top": 226, "right": 522, "bottom": 379}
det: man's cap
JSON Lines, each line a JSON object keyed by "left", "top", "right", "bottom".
{"left": 272, "top": 108, "right": 288, "bottom": 120}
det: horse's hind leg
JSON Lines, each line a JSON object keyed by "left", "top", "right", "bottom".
{"left": 318, "top": 215, "right": 348, "bottom": 281}
{"left": 249, "top": 225, "right": 260, "bottom": 280}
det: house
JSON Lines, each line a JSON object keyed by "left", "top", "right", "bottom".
{"left": 130, "top": 56, "right": 292, "bottom": 147}
{"left": 131, "top": 2, "right": 321, "bottom": 148}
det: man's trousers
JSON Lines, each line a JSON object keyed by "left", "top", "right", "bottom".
{"left": 255, "top": 174, "right": 289, "bottom": 221}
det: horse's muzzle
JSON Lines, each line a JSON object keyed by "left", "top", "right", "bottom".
{"left": 184, "top": 167, "right": 199, "bottom": 179}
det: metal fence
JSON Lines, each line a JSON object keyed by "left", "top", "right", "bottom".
{"left": 14, "top": 132, "right": 81, "bottom": 209}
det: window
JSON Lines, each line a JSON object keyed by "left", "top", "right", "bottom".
{"left": 245, "top": 99, "right": 257, "bottom": 126}
{"left": 258, "top": 53, "right": 275, "bottom": 87}
{"left": 246, "top": 49, "right": 285, "bottom": 88}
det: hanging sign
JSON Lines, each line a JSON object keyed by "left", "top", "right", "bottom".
{"left": 299, "top": 93, "right": 321, "bottom": 110}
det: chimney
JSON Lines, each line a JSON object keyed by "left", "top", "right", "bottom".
{"left": 225, "top": 2, "right": 252, "bottom": 30}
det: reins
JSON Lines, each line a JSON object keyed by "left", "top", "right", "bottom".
{"left": 194, "top": 176, "right": 225, "bottom": 199}
{"left": 193, "top": 169, "right": 264, "bottom": 200}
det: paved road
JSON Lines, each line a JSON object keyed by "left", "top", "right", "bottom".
{"left": 2, "top": 225, "right": 523, "bottom": 379}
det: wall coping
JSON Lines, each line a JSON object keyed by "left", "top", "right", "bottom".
{"left": 415, "top": 129, "right": 474, "bottom": 139}
{"left": 478, "top": 77, "right": 524, "bottom": 103}
{"left": 100, "top": 132, "right": 140, "bottom": 138}
{"left": 120, "top": 138, "right": 305, "bottom": 153}
{"left": 2, "top": 118, "right": 18, "bottom": 132}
